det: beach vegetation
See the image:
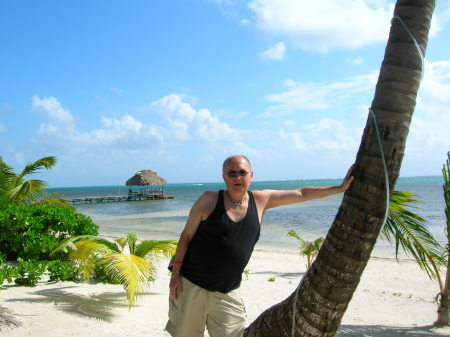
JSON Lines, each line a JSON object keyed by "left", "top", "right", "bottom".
{"left": 0, "top": 259, "right": 80, "bottom": 287}
{"left": 0, "top": 203, "right": 98, "bottom": 261}
{"left": 287, "top": 229, "right": 324, "bottom": 269}
{"left": 380, "top": 154, "right": 450, "bottom": 326}
{"left": 435, "top": 151, "right": 450, "bottom": 326}
{"left": 13, "top": 258, "right": 48, "bottom": 286}
{"left": 51, "top": 232, "right": 177, "bottom": 308}
{"left": 382, "top": 190, "right": 444, "bottom": 279}
{"left": 0, "top": 155, "right": 68, "bottom": 208}
{"left": 46, "top": 260, "right": 81, "bottom": 282}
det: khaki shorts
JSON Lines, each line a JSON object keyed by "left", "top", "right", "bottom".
{"left": 165, "top": 277, "right": 246, "bottom": 337}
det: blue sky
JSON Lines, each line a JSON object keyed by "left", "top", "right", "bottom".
{"left": 1, "top": 0, "right": 449, "bottom": 187}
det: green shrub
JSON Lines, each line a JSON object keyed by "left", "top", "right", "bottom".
{"left": 0, "top": 204, "right": 98, "bottom": 260}
{"left": 14, "top": 258, "right": 47, "bottom": 286}
{"left": 47, "top": 260, "right": 81, "bottom": 282}
{"left": 0, "top": 263, "right": 18, "bottom": 287}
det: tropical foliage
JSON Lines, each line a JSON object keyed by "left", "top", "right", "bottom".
{"left": 287, "top": 230, "right": 323, "bottom": 269}
{"left": 382, "top": 190, "right": 444, "bottom": 278}
{"left": 0, "top": 203, "right": 98, "bottom": 260}
{"left": 52, "top": 232, "right": 177, "bottom": 308}
{"left": 0, "top": 155, "right": 68, "bottom": 208}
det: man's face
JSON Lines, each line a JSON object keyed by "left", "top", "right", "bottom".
{"left": 222, "top": 156, "right": 253, "bottom": 192}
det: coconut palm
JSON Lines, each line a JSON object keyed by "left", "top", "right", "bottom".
{"left": 287, "top": 230, "right": 324, "bottom": 269}
{"left": 0, "top": 155, "right": 67, "bottom": 207}
{"left": 244, "top": 1, "right": 436, "bottom": 335}
{"left": 52, "top": 232, "right": 177, "bottom": 308}
{"left": 435, "top": 152, "right": 450, "bottom": 326}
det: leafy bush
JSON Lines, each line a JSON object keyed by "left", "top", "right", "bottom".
{"left": 47, "top": 260, "right": 81, "bottom": 282}
{"left": 14, "top": 258, "right": 47, "bottom": 286}
{"left": 0, "top": 204, "right": 98, "bottom": 260}
{"left": 0, "top": 263, "right": 18, "bottom": 287}
{"left": 0, "top": 260, "right": 81, "bottom": 287}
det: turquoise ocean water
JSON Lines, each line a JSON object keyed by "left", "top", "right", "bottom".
{"left": 48, "top": 176, "right": 446, "bottom": 259}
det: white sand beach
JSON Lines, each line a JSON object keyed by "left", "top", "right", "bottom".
{"left": 1, "top": 249, "right": 449, "bottom": 337}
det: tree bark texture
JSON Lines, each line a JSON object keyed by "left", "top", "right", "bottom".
{"left": 244, "top": 1, "right": 436, "bottom": 336}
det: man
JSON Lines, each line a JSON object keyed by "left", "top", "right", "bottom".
{"left": 166, "top": 155, "right": 354, "bottom": 337}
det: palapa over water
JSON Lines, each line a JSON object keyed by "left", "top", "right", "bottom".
{"left": 125, "top": 170, "right": 167, "bottom": 186}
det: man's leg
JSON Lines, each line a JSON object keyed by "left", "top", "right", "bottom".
{"left": 206, "top": 288, "right": 246, "bottom": 337}
{"left": 165, "top": 277, "right": 208, "bottom": 337}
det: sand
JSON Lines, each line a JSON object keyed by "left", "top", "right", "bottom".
{"left": 1, "top": 249, "right": 449, "bottom": 337}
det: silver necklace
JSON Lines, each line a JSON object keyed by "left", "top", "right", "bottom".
{"left": 226, "top": 191, "right": 246, "bottom": 208}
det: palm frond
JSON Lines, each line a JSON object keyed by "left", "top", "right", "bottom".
{"left": 287, "top": 229, "right": 306, "bottom": 245}
{"left": 383, "top": 190, "right": 445, "bottom": 279}
{"left": 0, "top": 158, "right": 15, "bottom": 192}
{"left": 114, "top": 237, "right": 128, "bottom": 252}
{"left": 105, "top": 253, "right": 154, "bottom": 309}
{"left": 8, "top": 180, "right": 48, "bottom": 204}
{"left": 33, "top": 197, "right": 72, "bottom": 207}
{"left": 18, "top": 156, "right": 57, "bottom": 179}
{"left": 127, "top": 232, "right": 138, "bottom": 255}
{"left": 51, "top": 235, "right": 121, "bottom": 256}
{"left": 135, "top": 240, "right": 177, "bottom": 261}
{"left": 68, "top": 241, "right": 113, "bottom": 279}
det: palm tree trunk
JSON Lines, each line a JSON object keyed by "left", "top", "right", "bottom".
{"left": 435, "top": 153, "right": 450, "bottom": 326}
{"left": 435, "top": 276, "right": 450, "bottom": 325}
{"left": 244, "top": 1, "right": 436, "bottom": 336}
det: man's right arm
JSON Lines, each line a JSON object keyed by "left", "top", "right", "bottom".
{"left": 169, "top": 191, "right": 215, "bottom": 300}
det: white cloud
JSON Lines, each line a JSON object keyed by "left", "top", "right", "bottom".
{"left": 261, "top": 41, "right": 286, "bottom": 60}
{"left": 263, "top": 71, "right": 378, "bottom": 116}
{"left": 280, "top": 118, "right": 361, "bottom": 153}
{"left": 406, "top": 60, "right": 450, "bottom": 160}
{"left": 0, "top": 124, "right": 5, "bottom": 133}
{"left": 248, "top": 0, "right": 394, "bottom": 51}
{"left": 151, "top": 94, "right": 241, "bottom": 142}
{"left": 32, "top": 95, "right": 75, "bottom": 125}
{"left": 31, "top": 95, "right": 78, "bottom": 141}
{"left": 28, "top": 93, "right": 245, "bottom": 167}
{"left": 429, "top": 3, "right": 450, "bottom": 37}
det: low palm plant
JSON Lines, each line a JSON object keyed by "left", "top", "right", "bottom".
{"left": 52, "top": 232, "right": 177, "bottom": 308}
{"left": 287, "top": 229, "right": 324, "bottom": 269}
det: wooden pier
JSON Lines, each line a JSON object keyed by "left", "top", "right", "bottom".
{"left": 68, "top": 188, "right": 173, "bottom": 204}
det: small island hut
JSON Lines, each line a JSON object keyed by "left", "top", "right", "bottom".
{"left": 125, "top": 170, "right": 168, "bottom": 199}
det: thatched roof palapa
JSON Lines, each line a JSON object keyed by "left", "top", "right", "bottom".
{"left": 125, "top": 170, "right": 167, "bottom": 186}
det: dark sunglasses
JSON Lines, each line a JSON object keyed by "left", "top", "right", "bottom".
{"left": 226, "top": 170, "right": 250, "bottom": 178}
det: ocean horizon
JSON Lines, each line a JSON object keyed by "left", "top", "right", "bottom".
{"left": 47, "top": 175, "right": 446, "bottom": 260}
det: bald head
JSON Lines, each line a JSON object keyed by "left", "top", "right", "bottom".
{"left": 222, "top": 155, "right": 251, "bottom": 172}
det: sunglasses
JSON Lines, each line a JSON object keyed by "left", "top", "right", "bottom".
{"left": 226, "top": 170, "right": 250, "bottom": 178}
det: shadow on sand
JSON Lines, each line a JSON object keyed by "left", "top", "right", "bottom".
{"left": 4, "top": 285, "right": 128, "bottom": 322}
{"left": 337, "top": 324, "right": 446, "bottom": 337}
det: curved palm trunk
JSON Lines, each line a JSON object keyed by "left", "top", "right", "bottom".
{"left": 244, "top": 1, "right": 436, "bottom": 336}
{"left": 436, "top": 152, "right": 450, "bottom": 326}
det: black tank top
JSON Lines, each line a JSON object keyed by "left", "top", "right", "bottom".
{"left": 181, "top": 190, "right": 260, "bottom": 293}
